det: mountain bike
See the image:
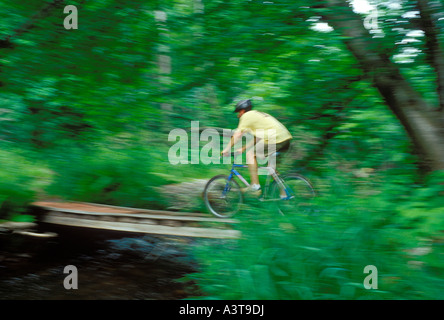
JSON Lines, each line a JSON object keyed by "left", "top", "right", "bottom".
{"left": 203, "top": 153, "right": 315, "bottom": 218}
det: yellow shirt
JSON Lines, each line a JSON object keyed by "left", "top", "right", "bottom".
{"left": 237, "top": 110, "right": 292, "bottom": 143}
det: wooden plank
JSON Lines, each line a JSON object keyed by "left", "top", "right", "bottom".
{"left": 75, "top": 201, "right": 209, "bottom": 217}
{"left": 33, "top": 201, "right": 207, "bottom": 216}
{"left": 0, "top": 221, "right": 36, "bottom": 230}
{"left": 45, "top": 209, "right": 235, "bottom": 223}
{"left": 42, "top": 212, "right": 240, "bottom": 239}
{"left": 32, "top": 201, "right": 238, "bottom": 223}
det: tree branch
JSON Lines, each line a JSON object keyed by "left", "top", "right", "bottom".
{"left": 1, "top": 0, "right": 66, "bottom": 46}
{"left": 298, "top": 76, "right": 362, "bottom": 168}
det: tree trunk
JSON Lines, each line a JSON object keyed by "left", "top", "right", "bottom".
{"left": 319, "top": 0, "right": 444, "bottom": 171}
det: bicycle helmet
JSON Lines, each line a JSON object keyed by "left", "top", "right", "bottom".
{"left": 234, "top": 99, "right": 252, "bottom": 113}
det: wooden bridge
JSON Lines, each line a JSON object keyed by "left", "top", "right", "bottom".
{"left": 32, "top": 201, "right": 240, "bottom": 239}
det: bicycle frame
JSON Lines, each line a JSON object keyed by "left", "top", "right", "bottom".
{"left": 223, "top": 162, "right": 294, "bottom": 201}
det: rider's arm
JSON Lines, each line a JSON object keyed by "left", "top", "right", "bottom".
{"left": 241, "top": 136, "right": 259, "bottom": 153}
{"left": 221, "top": 129, "right": 243, "bottom": 155}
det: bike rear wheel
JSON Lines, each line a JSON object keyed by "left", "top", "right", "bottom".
{"left": 271, "top": 173, "right": 316, "bottom": 216}
{"left": 203, "top": 174, "right": 243, "bottom": 218}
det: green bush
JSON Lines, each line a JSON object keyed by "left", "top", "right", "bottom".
{"left": 186, "top": 171, "right": 444, "bottom": 300}
{"left": 44, "top": 145, "right": 173, "bottom": 209}
{"left": 0, "top": 147, "right": 50, "bottom": 220}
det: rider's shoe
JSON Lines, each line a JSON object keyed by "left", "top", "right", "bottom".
{"left": 241, "top": 186, "right": 262, "bottom": 197}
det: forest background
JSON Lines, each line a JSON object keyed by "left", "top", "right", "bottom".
{"left": 0, "top": 0, "right": 443, "bottom": 299}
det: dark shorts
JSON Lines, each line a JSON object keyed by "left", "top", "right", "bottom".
{"left": 257, "top": 139, "right": 291, "bottom": 158}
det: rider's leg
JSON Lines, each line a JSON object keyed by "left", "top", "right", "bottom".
{"left": 270, "top": 140, "right": 291, "bottom": 198}
{"left": 246, "top": 148, "right": 260, "bottom": 188}
{"left": 269, "top": 154, "right": 286, "bottom": 198}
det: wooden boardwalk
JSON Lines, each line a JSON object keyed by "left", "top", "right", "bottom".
{"left": 32, "top": 201, "right": 240, "bottom": 239}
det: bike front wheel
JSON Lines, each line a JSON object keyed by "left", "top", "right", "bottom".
{"left": 271, "top": 173, "right": 316, "bottom": 216}
{"left": 203, "top": 175, "right": 243, "bottom": 218}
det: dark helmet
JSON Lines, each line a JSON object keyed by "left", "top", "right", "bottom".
{"left": 234, "top": 99, "right": 252, "bottom": 113}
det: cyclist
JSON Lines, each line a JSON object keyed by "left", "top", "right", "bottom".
{"left": 221, "top": 99, "right": 292, "bottom": 196}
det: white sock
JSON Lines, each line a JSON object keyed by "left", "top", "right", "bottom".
{"left": 251, "top": 184, "right": 261, "bottom": 191}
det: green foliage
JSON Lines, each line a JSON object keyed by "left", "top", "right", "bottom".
{"left": 186, "top": 171, "right": 444, "bottom": 300}
{"left": 0, "top": 146, "right": 51, "bottom": 219}
{"left": 43, "top": 144, "right": 172, "bottom": 209}
{"left": 0, "top": 0, "right": 442, "bottom": 300}
{"left": 396, "top": 171, "right": 444, "bottom": 235}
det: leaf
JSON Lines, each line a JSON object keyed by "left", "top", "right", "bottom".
{"left": 235, "top": 269, "right": 256, "bottom": 299}
{"left": 251, "top": 264, "right": 278, "bottom": 299}
{"left": 319, "top": 268, "right": 349, "bottom": 280}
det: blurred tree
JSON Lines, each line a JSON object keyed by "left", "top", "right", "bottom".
{"left": 317, "top": 0, "right": 444, "bottom": 171}
{"left": 0, "top": 0, "right": 442, "bottom": 174}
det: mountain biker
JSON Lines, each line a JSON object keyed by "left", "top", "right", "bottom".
{"left": 221, "top": 99, "right": 292, "bottom": 196}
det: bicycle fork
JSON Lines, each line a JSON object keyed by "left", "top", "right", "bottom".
{"left": 222, "top": 173, "right": 234, "bottom": 197}
{"left": 222, "top": 170, "right": 245, "bottom": 197}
